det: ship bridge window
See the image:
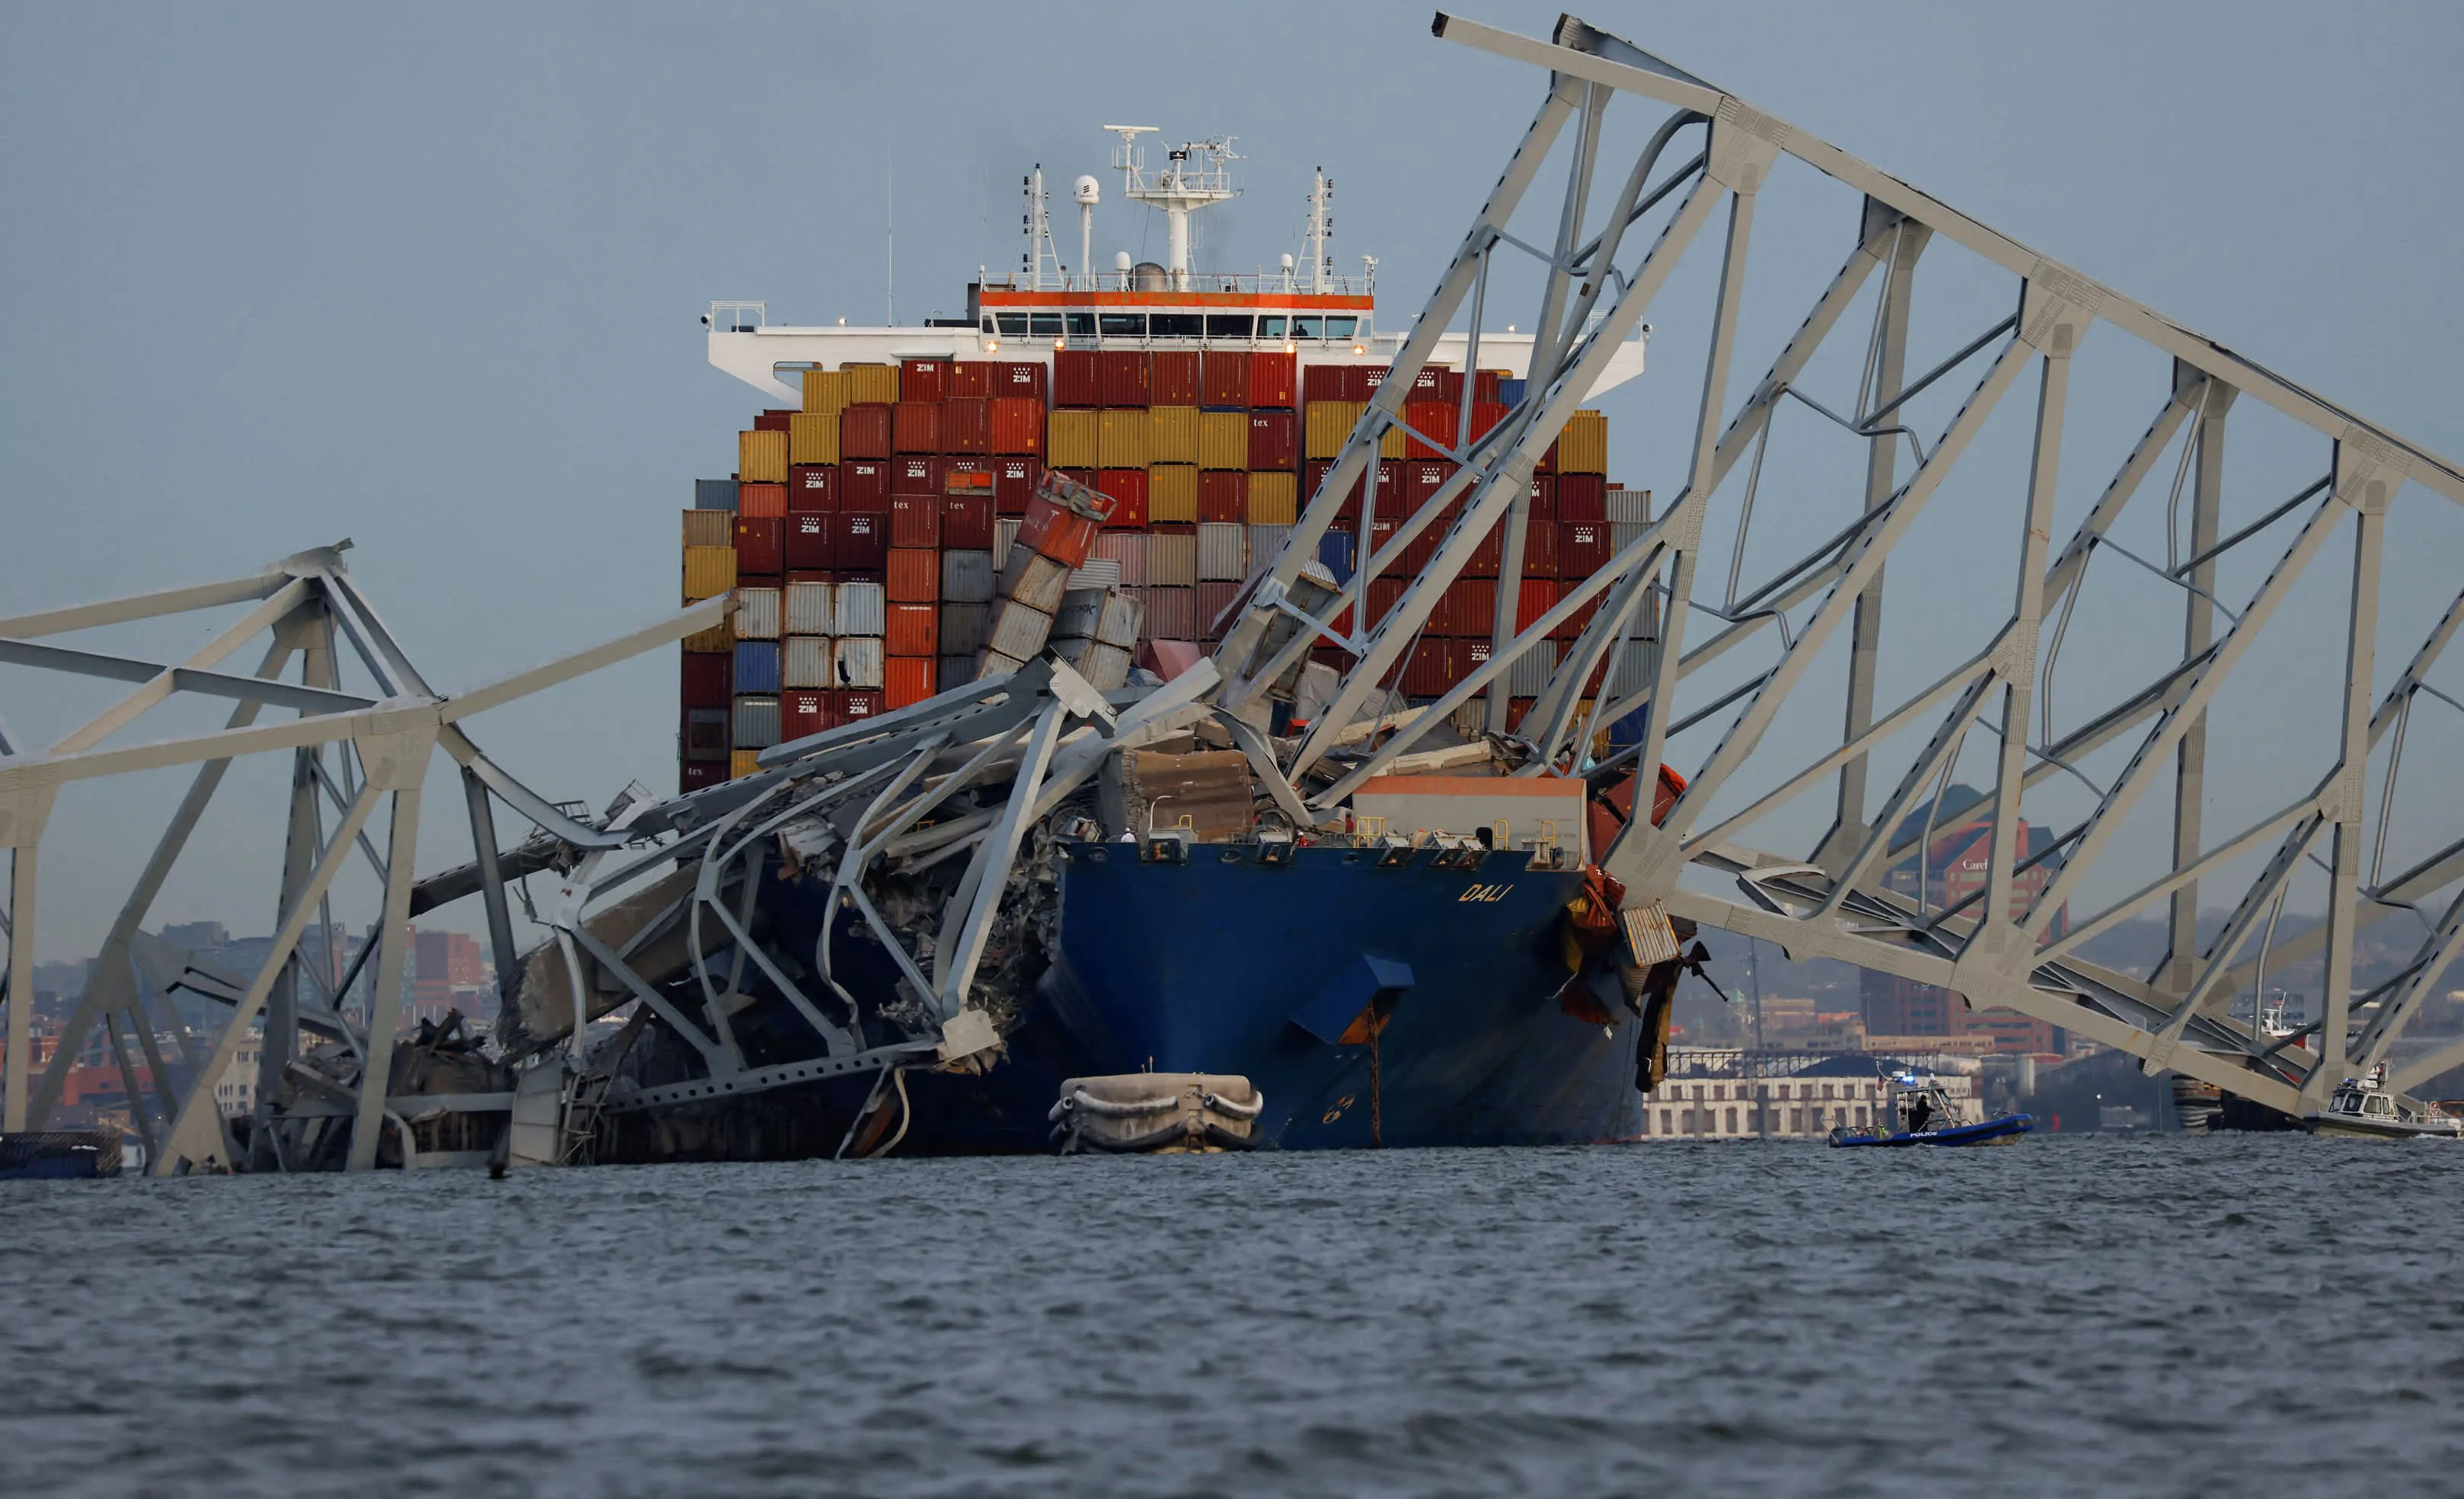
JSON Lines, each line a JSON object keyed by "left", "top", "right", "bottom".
{"left": 1326, "top": 316, "right": 1358, "bottom": 339}
{"left": 1291, "top": 316, "right": 1323, "bottom": 338}
{"left": 1030, "top": 313, "right": 1064, "bottom": 338}
{"left": 994, "top": 313, "right": 1029, "bottom": 336}
{"left": 1205, "top": 314, "right": 1254, "bottom": 338}
{"left": 1257, "top": 316, "right": 1287, "bottom": 338}
{"left": 1099, "top": 312, "right": 1147, "bottom": 338}
{"left": 1067, "top": 312, "right": 1097, "bottom": 339}
{"left": 1149, "top": 313, "right": 1202, "bottom": 337}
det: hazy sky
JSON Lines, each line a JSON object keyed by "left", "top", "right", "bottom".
{"left": 5, "top": 2, "right": 2462, "bottom": 958}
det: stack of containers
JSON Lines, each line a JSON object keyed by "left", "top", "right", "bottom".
{"left": 678, "top": 480, "right": 739, "bottom": 792}
{"left": 983, "top": 473, "right": 1113, "bottom": 675}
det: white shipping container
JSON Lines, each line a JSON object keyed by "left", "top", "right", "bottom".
{"left": 979, "top": 647, "right": 1032, "bottom": 677}
{"left": 1246, "top": 525, "right": 1291, "bottom": 573}
{"left": 1607, "top": 639, "right": 1651, "bottom": 698}
{"left": 835, "top": 581, "right": 887, "bottom": 638}
{"left": 1079, "top": 642, "right": 1133, "bottom": 690}
{"left": 1092, "top": 532, "right": 1147, "bottom": 586}
{"left": 832, "top": 637, "right": 885, "bottom": 689}
{"left": 986, "top": 598, "right": 1054, "bottom": 661}
{"left": 939, "top": 601, "right": 990, "bottom": 656}
{"left": 1145, "top": 530, "right": 1196, "bottom": 588}
{"left": 782, "top": 634, "right": 833, "bottom": 689}
{"left": 1506, "top": 638, "right": 1557, "bottom": 697}
{"left": 783, "top": 580, "right": 834, "bottom": 636}
{"left": 1610, "top": 520, "right": 1648, "bottom": 555}
{"left": 993, "top": 518, "right": 1020, "bottom": 572}
{"left": 941, "top": 548, "right": 995, "bottom": 604}
{"left": 1605, "top": 486, "right": 1652, "bottom": 525}
{"left": 733, "top": 586, "right": 783, "bottom": 641}
{"left": 1067, "top": 557, "right": 1121, "bottom": 592}
{"left": 733, "top": 695, "right": 781, "bottom": 749}
{"left": 1196, "top": 522, "right": 1246, "bottom": 582}
{"left": 1054, "top": 588, "right": 1141, "bottom": 649}
{"left": 997, "top": 550, "right": 1072, "bottom": 613}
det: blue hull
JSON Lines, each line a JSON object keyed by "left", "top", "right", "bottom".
{"left": 1829, "top": 1114, "right": 2035, "bottom": 1148}
{"left": 761, "top": 841, "right": 1647, "bottom": 1154}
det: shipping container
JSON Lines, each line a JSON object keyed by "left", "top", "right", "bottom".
{"left": 997, "top": 550, "right": 1073, "bottom": 614}
{"left": 1400, "top": 637, "right": 1460, "bottom": 697}
{"left": 1145, "top": 526, "right": 1197, "bottom": 588}
{"left": 1092, "top": 531, "right": 1147, "bottom": 585}
{"left": 683, "top": 508, "right": 732, "bottom": 549}
{"left": 886, "top": 601, "right": 939, "bottom": 657}
{"left": 682, "top": 706, "right": 731, "bottom": 762}
{"left": 1556, "top": 473, "right": 1607, "bottom": 525}
{"left": 1553, "top": 588, "right": 1599, "bottom": 646}
{"left": 1610, "top": 519, "right": 1648, "bottom": 555}
{"left": 841, "top": 458, "right": 889, "bottom": 510}
{"left": 1246, "top": 470, "right": 1299, "bottom": 525}
{"left": 1197, "top": 522, "right": 1247, "bottom": 582}
{"left": 694, "top": 477, "right": 738, "bottom": 512}
{"left": 1150, "top": 350, "right": 1200, "bottom": 406}
{"left": 1502, "top": 638, "right": 1557, "bottom": 698}
{"left": 940, "top": 497, "right": 991, "bottom": 553}
{"left": 1512, "top": 577, "right": 1560, "bottom": 635}
{"left": 1096, "top": 468, "right": 1148, "bottom": 528}
{"left": 1146, "top": 463, "right": 1198, "bottom": 525}
{"left": 1017, "top": 495, "right": 1099, "bottom": 568}
{"left": 788, "top": 412, "right": 840, "bottom": 466}
{"left": 725, "top": 748, "right": 761, "bottom": 781}
{"left": 1099, "top": 349, "right": 1150, "bottom": 408}
{"left": 1249, "top": 350, "right": 1298, "bottom": 409}
{"left": 986, "top": 598, "right": 1055, "bottom": 660}
{"left": 734, "top": 639, "right": 783, "bottom": 694}
{"left": 1559, "top": 518, "right": 1610, "bottom": 576}
{"left": 732, "top": 515, "right": 784, "bottom": 576}
{"left": 1301, "top": 363, "right": 1350, "bottom": 406}
{"left": 739, "top": 429, "right": 789, "bottom": 483}
{"left": 833, "top": 636, "right": 886, "bottom": 689}
{"left": 1407, "top": 365, "right": 1464, "bottom": 404}
{"left": 1462, "top": 515, "right": 1503, "bottom": 579}
{"left": 1144, "top": 585, "right": 1197, "bottom": 640}
{"left": 1147, "top": 405, "right": 1200, "bottom": 465}
{"left": 843, "top": 362, "right": 899, "bottom": 405}
{"left": 1317, "top": 530, "right": 1355, "bottom": 582}
{"left": 886, "top": 547, "right": 940, "bottom": 603}
{"left": 1304, "top": 400, "right": 1364, "bottom": 460}
{"left": 1053, "top": 587, "right": 1143, "bottom": 649}
{"left": 892, "top": 401, "right": 941, "bottom": 454}
{"left": 1305, "top": 459, "right": 1362, "bottom": 519}
{"left": 941, "top": 397, "right": 991, "bottom": 455}
{"left": 1246, "top": 410, "right": 1298, "bottom": 471}
{"left": 783, "top": 579, "right": 833, "bottom": 636}
{"left": 1067, "top": 557, "right": 1122, "bottom": 592}
{"left": 1198, "top": 410, "right": 1249, "bottom": 470}
{"left": 786, "top": 464, "right": 837, "bottom": 513}
{"left": 939, "top": 601, "right": 991, "bottom": 656}
{"left": 833, "top": 688, "right": 883, "bottom": 725}
{"left": 835, "top": 511, "right": 888, "bottom": 572}
{"left": 1523, "top": 474, "right": 1556, "bottom": 523}
{"left": 1054, "top": 349, "right": 1101, "bottom": 407}
{"left": 781, "top": 687, "right": 831, "bottom": 742}
{"left": 899, "top": 358, "right": 947, "bottom": 404}
{"left": 1097, "top": 408, "right": 1151, "bottom": 469}
{"left": 946, "top": 361, "right": 991, "bottom": 400}
{"left": 1194, "top": 580, "right": 1240, "bottom": 639}
{"left": 941, "top": 548, "right": 995, "bottom": 604}
{"left": 1448, "top": 578, "right": 1498, "bottom": 636}
{"left": 834, "top": 579, "right": 886, "bottom": 637}
{"left": 1606, "top": 485, "right": 1650, "bottom": 525}
{"left": 994, "top": 456, "right": 1039, "bottom": 515}
{"left": 782, "top": 633, "right": 832, "bottom": 689}
{"left": 1200, "top": 349, "right": 1249, "bottom": 407}
{"left": 993, "top": 517, "right": 1020, "bottom": 570}
{"left": 737, "top": 483, "right": 787, "bottom": 520}
{"left": 1519, "top": 515, "right": 1559, "bottom": 578}
{"left": 733, "top": 586, "right": 783, "bottom": 640}
{"left": 889, "top": 493, "right": 941, "bottom": 550}
{"left": 989, "top": 397, "right": 1045, "bottom": 456}
{"left": 1047, "top": 408, "right": 1100, "bottom": 468}
{"left": 1246, "top": 524, "right": 1291, "bottom": 572}
{"left": 683, "top": 617, "right": 733, "bottom": 658}
{"left": 841, "top": 403, "right": 894, "bottom": 459}
{"left": 941, "top": 457, "right": 995, "bottom": 498}
{"left": 1556, "top": 409, "right": 1609, "bottom": 475}
{"left": 886, "top": 655, "right": 937, "bottom": 710}
{"left": 1405, "top": 460, "right": 1455, "bottom": 513}
{"left": 992, "top": 360, "right": 1049, "bottom": 405}
{"left": 1402, "top": 400, "right": 1456, "bottom": 460}
{"left": 801, "top": 368, "right": 847, "bottom": 416}
{"left": 1198, "top": 468, "right": 1246, "bottom": 522}
{"left": 938, "top": 655, "right": 977, "bottom": 692}
{"left": 681, "top": 652, "right": 732, "bottom": 706}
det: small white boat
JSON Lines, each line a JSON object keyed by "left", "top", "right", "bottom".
{"left": 2309, "top": 1064, "right": 2464, "bottom": 1140}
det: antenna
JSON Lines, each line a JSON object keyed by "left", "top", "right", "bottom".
{"left": 1304, "top": 167, "right": 1336, "bottom": 294}
{"left": 1074, "top": 174, "right": 1100, "bottom": 293}
{"left": 1023, "top": 166, "right": 1061, "bottom": 291}
{"left": 1105, "top": 126, "right": 1240, "bottom": 291}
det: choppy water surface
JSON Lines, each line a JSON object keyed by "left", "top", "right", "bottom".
{"left": 4, "top": 1135, "right": 2459, "bottom": 1497}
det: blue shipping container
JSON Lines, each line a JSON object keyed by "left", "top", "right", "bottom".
{"left": 1607, "top": 703, "right": 1649, "bottom": 751}
{"left": 1498, "top": 378, "right": 1527, "bottom": 409}
{"left": 1317, "top": 531, "right": 1356, "bottom": 583}
{"left": 733, "top": 639, "right": 782, "bottom": 694}
{"left": 696, "top": 478, "right": 739, "bottom": 512}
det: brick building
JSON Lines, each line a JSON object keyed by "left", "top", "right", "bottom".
{"left": 1859, "top": 788, "right": 2067, "bottom": 1054}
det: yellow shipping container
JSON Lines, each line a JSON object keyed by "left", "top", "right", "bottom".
{"left": 1098, "top": 408, "right": 1152, "bottom": 469}
{"left": 1148, "top": 464, "right": 1199, "bottom": 524}
{"left": 730, "top": 749, "right": 764, "bottom": 780}
{"left": 1148, "top": 405, "right": 1200, "bottom": 464}
{"left": 683, "top": 547, "right": 738, "bottom": 602}
{"left": 842, "top": 362, "right": 899, "bottom": 405}
{"left": 1246, "top": 470, "right": 1299, "bottom": 525}
{"left": 1199, "top": 410, "right": 1249, "bottom": 470}
{"left": 739, "top": 429, "right": 789, "bottom": 483}
{"left": 682, "top": 509, "right": 731, "bottom": 549}
{"left": 801, "top": 367, "right": 847, "bottom": 416}
{"left": 684, "top": 620, "right": 735, "bottom": 654}
{"left": 788, "top": 412, "right": 840, "bottom": 466}
{"left": 1381, "top": 422, "right": 1407, "bottom": 460}
{"left": 1305, "top": 400, "right": 1365, "bottom": 461}
{"left": 1048, "top": 409, "right": 1100, "bottom": 468}
{"left": 1556, "top": 409, "right": 1609, "bottom": 475}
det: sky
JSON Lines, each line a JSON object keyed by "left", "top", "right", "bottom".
{"left": 4, "top": 1, "right": 2462, "bottom": 960}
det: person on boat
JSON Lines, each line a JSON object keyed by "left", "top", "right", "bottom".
{"left": 1906, "top": 1095, "right": 1933, "bottom": 1135}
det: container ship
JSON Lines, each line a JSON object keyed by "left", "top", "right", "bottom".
{"left": 496, "top": 132, "right": 1680, "bottom": 1160}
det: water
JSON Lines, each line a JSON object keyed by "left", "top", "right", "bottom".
{"left": 3, "top": 1135, "right": 2459, "bottom": 1498}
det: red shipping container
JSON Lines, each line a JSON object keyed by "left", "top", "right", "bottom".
{"left": 1249, "top": 351, "right": 1297, "bottom": 409}
{"left": 1473, "top": 369, "right": 1505, "bottom": 405}
{"left": 1457, "top": 578, "right": 1499, "bottom": 636}
{"left": 737, "top": 482, "right": 787, "bottom": 519}
{"left": 1246, "top": 410, "right": 1298, "bottom": 471}
{"left": 889, "top": 455, "right": 942, "bottom": 496}
{"left": 1518, "top": 514, "right": 1559, "bottom": 578}
{"left": 892, "top": 400, "right": 941, "bottom": 454}
{"left": 784, "top": 568, "right": 835, "bottom": 584}
{"left": 1462, "top": 516, "right": 1504, "bottom": 579}
{"left": 1196, "top": 580, "right": 1240, "bottom": 639}
{"left": 1403, "top": 400, "right": 1458, "bottom": 460}
{"left": 1055, "top": 349, "right": 1101, "bottom": 407}
{"left": 832, "top": 689, "right": 883, "bottom": 725}
{"left": 1515, "top": 578, "right": 1561, "bottom": 633}
{"left": 1301, "top": 363, "right": 1349, "bottom": 407}
{"left": 1334, "top": 571, "right": 1408, "bottom": 638}
{"left": 1537, "top": 432, "right": 1558, "bottom": 477}
{"left": 1409, "top": 365, "right": 1464, "bottom": 404}
{"left": 942, "top": 397, "right": 991, "bottom": 454}
{"left": 884, "top": 656, "right": 935, "bottom": 710}
{"left": 680, "top": 760, "right": 726, "bottom": 792}
{"left": 754, "top": 409, "right": 792, "bottom": 434}
{"left": 1355, "top": 365, "right": 1393, "bottom": 403}
{"left": 943, "top": 495, "right": 994, "bottom": 550}
{"left": 1098, "top": 349, "right": 1150, "bottom": 407}
{"left": 899, "top": 359, "right": 947, "bottom": 403}
{"left": 1200, "top": 349, "right": 1250, "bottom": 407}
{"left": 787, "top": 465, "right": 838, "bottom": 513}
{"left": 1096, "top": 468, "right": 1148, "bottom": 528}
{"left": 841, "top": 403, "right": 894, "bottom": 458}
{"left": 886, "top": 601, "right": 939, "bottom": 657}
{"left": 1556, "top": 473, "right": 1608, "bottom": 524}
{"left": 989, "top": 397, "right": 1045, "bottom": 456}
{"left": 1401, "top": 637, "right": 1460, "bottom": 697}
{"left": 946, "top": 361, "right": 992, "bottom": 400}
{"left": 889, "top": 493, "right": 942, "bottom": 549}
{"left": 1149, "top": 350, "right": 1199, "bottom": 406}
{"left": 886, "top": 548, "right": 940, "bottom": 603}
{"left": 732, "top": 515, "right": 783, "bottom": 576}
{"left": 994, "top": 457, "right": 1040, "bottom": 515}
{"left": 1463, "top": 638, "right": 1493, "bottom": 687}
{"left": 785, "top": 512, "right": 834, "bottom": 570}
{"left": 1402, "top": 517, "right": 1443, "bottom": 576}
{"left": 994, "top": 361, "right": 1050, "bottom": 405}
{"left": 943, "top": 458, "right": 995, "bottom": 498}
{"left": 1405, "top": 460, "right": 1455, "bottom": 514}
{"left": 1559, "top": 521, "right": 1610, "bottom": 579}
{"left": 1524, "top": 474, "right": 1556, "bottom": 524}
{"left": 1198, "top": 469, "right": 1246, "bottom": 523}
{"left": 782, "top": 688, "right": 831, "bottom": 741}
{"left": 681, "top": 652, "right": 731, "bottom": 706}
{"left": 1055, "top": 467, "right": 1096, "bottom": 492}
{"left": 836, "top": 511, "right": 889, "bottom": 571}
{"left": 1468, "top": 401, "right": 1511, "bottom": 446}
{"left": 1020, "top": 496, "right": 1100, "bottom": 568}
{"left": 841, "top": 458, "right": 889, "bottom": 510}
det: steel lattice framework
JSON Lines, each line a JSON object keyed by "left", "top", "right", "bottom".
{"left": 1211, "top": 14, "right": 2464, "bottom": 1115}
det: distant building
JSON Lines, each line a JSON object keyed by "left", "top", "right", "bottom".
{"left": 407, "top": 928, "right": 493, "bottom": 1032}
{"left": 1859, "top": 786, "right": 2067, "bottom": 1055}
{"left": 1639, "top": 1051, "right": 1978, "bottom": 1140}
{"left": 212, "top": 1033, "right": 263, "bottom": 1118}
